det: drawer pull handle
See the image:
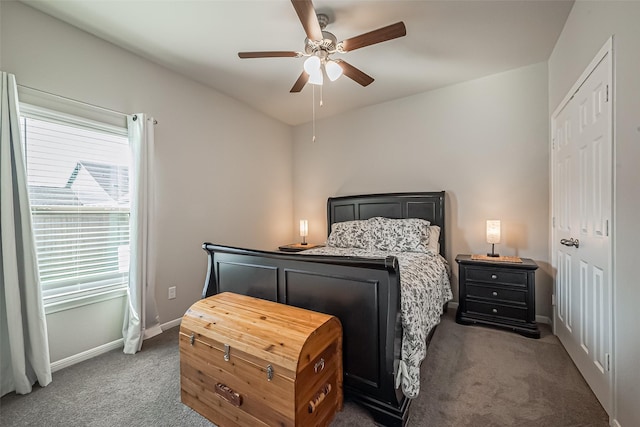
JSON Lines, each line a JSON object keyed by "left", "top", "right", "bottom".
{"left": 224, "top": 344, "right": 230, "bottom": 362}
{"left": 314, "top": 358, "right": 325, "bottom": 374}
{"left": 189, "top": 333, "right": 195, "bottom": 345}
{"left": 215, "top": 383, "right": 243, "bottom": 407}
{"left": 492, "top": 291, "right": 498, "bottom": 297}
{"left": 492, "top": 308, "right": 498, "bottom": 313}
{"left": 491, "top": 274, "right": 498, "bottom": 279}
{"left": 308, "top": 383, "right": 332, "bottom": 414}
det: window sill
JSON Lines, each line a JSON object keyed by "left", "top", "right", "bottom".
{"left": 44, "top": 287, "right": 128, "bottom": 315}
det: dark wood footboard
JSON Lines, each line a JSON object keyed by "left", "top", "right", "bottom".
{"left": 200, "top": 191, "right": 447, "bottom": 426}
{"left": 202, "top": 243, "right": 409, "bottom": 426}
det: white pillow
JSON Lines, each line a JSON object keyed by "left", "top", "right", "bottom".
{"left": 427, "top": 225, "right": 441, "bottom": 253}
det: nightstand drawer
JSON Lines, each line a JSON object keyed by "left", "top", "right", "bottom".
{"left": 466, "top": 300, "right": 527, "bottom": 322}
{"left": 466, "top": 268, "right": 527, "bottom": 286}
{"left": 466, "top": 283, "right": 526, "bottom": 304}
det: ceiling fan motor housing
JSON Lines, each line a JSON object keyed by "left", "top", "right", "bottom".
{"left": 305, "top": 31, "right": 337, "bottom": 56}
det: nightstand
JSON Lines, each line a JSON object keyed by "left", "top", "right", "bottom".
{"left": 455, "top": 254, "right": 540, "bottom": 338}
{"left": 277, "top": 243, "right": 323, "bottom": 252}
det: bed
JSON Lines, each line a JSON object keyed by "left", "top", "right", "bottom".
{"left": 201, "top": 192, "right": 452, "bottom": 426}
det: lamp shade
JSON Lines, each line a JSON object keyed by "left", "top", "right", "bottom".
{"left": 299, "top": 220, "right": 309, "bottom": 237}
{"left": 325, "top": 60, "right": 343, "bottom": 81}
{"left": 308, "top": 69, "right": 323, "bottom": 85}
{"left": 486, "top": 220, "right": 501, "bottom": 244}
{"left": 303, "top": 56, "right": 321, "bottom": 74}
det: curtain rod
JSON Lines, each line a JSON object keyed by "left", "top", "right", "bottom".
{"left": 17, "top": 83, "right": 158, "bottom": 124}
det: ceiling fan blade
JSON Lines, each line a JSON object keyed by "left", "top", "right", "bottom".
{"left": 290, "top": 71, "right": 309, "bottom": 93}
{"left": 238, "top": 51, "right": 299, "bottom": 59}
{"left": 338, "top": 61, "right": 375, "bottom": 87}
{"left": 291, "top": 0, "right": 323, "bottom": 41}
{"left": 340, "top": 22, "right": 406, "bottom": 52}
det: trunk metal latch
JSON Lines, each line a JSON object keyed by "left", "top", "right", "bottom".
{"left": 266, "top": 364, "right": 274, "bottom": 381}
{"left": 224, "top": 344, "right": 230, "bottom": 362}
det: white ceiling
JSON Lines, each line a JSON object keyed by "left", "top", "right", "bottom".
{"left": 22, "top": 0, "right": 574, "bottom": 126}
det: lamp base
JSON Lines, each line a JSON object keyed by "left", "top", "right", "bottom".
{"left": 487, "top": 243, "right": 499, "bottom": 257}
{"left": 300, "top": 242, "right": 308, "bottom": 246}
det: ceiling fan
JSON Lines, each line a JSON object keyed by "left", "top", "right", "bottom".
{"left": 238, "top": 0, "right": 407, "bottom": 93}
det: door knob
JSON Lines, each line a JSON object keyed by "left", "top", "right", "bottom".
{"left": 560, "top": 238, "right": 580, "bottom": 248}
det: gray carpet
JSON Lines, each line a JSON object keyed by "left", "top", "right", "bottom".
{"left": 0, "top": 310, "right": 608, "bottom": 426}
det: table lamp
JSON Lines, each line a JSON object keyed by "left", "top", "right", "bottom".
{"left": 299, "top": 220, "right": 308, "bottom": 245}
{"left": 486, "top": 220, "right": 501, "bottom": 257}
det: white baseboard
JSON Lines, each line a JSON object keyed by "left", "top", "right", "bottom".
{"left": 161, "top": 317, "right": 181, "bottom": 330}
{"left": 50, "top": 318, "right": 181, "bottom": 373}
{"left": 447, "top": 301, "right": 459, "bottom": 310}
{"left": 536, "top": 315, "right": 552, "bottom": 325}
{"left": 143, "top": 324, "right": 163, "bottom": 340}
{"left": 50, "top": 338, "right": 124, "bottom": 373}
{"left": 611, "top": 418, "right": 622, "bottom": 427}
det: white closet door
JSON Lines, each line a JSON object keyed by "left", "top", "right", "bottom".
{"left": 551, "top": 43, "right": 613, "bottom": 415}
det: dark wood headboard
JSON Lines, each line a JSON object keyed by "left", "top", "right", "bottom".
{"left": 327, "top": 191, "right": 446, "bottom": 256}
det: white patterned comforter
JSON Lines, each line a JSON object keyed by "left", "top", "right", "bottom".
{"left": 300, "top": 246, "right": 452, "bottom": 398}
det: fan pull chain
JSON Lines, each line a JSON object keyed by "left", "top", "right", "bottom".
{"left": 312, "top": 85, "right": 316, "bottom": 142}
{"left": 310, "top": 85, "right": 324, "bottom": 142}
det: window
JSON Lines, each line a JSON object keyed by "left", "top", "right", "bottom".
{"left": 20, "top": 105, "right": 130, "bottom": 305}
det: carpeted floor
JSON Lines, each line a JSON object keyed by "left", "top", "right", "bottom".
{"left": 0, "top": 310, "right": 609, "bottom": 426}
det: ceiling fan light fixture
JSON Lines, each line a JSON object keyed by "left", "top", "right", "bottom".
{"left": 325, "top": 60, "right": 343, "bottom": 81}
{"left": 308, "top": 69, "right": 324, "bottom": 85}
{"left": 238, "top": 1, "right": 407, "bottom": 95}
{"left": 303, "top": 55, "right": 321, "bottom": 74}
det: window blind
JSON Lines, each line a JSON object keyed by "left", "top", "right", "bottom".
{"left": 20, "top": 110, "right": 130, "bottom": 301}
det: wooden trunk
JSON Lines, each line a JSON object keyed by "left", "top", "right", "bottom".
{"left": 180, "top": 292, "right": 343, "bottom": 427}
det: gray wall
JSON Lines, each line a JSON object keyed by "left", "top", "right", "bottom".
{"left": 292, "top": 62, "right": 552, "bottom": 318}
{"left": 548, "top": 2, "right": 640, "bottom": 426}
{"left": 1, "top": 1, "right": 293, "bottom": 362}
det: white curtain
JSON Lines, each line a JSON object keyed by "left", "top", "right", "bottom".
{"left": 122, "top": 113, "right": 161, "bottom": 354}
{"left": 0, "top": 71, "right": 52, "bottom": 395}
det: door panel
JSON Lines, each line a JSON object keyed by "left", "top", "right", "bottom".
{"left": 552, "top": 48, "right": 612, "bottom": 415}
